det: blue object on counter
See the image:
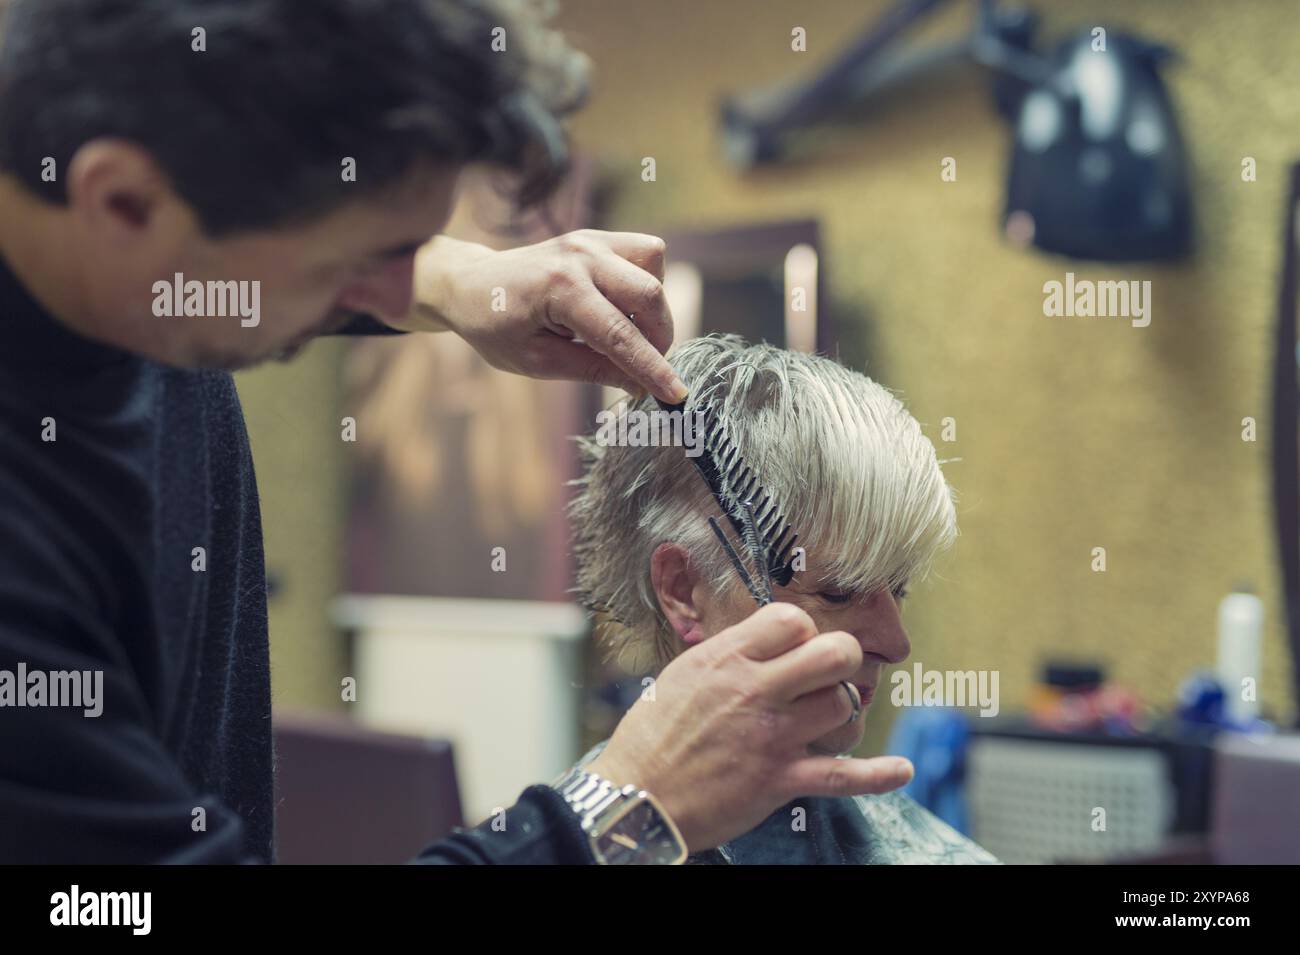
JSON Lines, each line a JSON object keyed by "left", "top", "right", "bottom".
{"left": 1177, "top": 671, "right": 1275, "bottom": 734}
{"left": 1177, "top": 671, "right": 1226, "bottom": 726}
{"left": 885, "top": 707, "right": 974, "bottom": 835}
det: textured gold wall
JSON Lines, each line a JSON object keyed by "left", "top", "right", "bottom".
{"left": 238, "top": 342, "right": 350, "bottom": 711}
{"left": 557, "top": 0, "right": 1299, "bottom": 753}
{"left": 241, "top": 0, "right": 1298, "bottom": 734}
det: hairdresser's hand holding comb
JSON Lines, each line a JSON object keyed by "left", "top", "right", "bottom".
{"left": 586, "top": 602, "right": 916, "bottom": 854}
{"left": 406, "top": 230, "right": 688, "bottom": 402}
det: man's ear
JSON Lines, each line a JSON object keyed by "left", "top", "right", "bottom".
{"left": 650, "top": 542, "right": 707, "bottom": 646}
{"left": 65, "top": 138, "right": 189, "bottom": 241}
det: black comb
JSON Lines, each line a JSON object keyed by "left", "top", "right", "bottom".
{"left": 657, "top": 398, "right": 799, "bottom": 587}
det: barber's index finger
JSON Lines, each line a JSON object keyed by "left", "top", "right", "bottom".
{"left": 582, "top": 306, "right": 687, "bottom": 403}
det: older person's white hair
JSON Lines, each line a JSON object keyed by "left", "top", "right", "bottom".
{"left": 569, "top": 334, "right": 957, "bottom": 670}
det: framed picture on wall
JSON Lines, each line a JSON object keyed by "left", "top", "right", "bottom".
{"left": 342, "top": 159, "right": 600, "bottom": 602}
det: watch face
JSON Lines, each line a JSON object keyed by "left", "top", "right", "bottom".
{"left": 594, "top": 798, "right": 686, "bottom": 865}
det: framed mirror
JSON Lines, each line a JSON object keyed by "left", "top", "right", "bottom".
{"left": 659, "top": 218, "right": 832, "bottom": 355}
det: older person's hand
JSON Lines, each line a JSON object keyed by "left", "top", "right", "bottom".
{"left": 402, "top": 230, "right": 687, "bottom": 403}
{"left": 586, "top": 602, "right": 916, "bottom": 854}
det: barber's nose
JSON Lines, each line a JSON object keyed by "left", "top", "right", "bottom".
{"left": 338, "top": 254, "right": 417, "bottom": 322}
{"left": 856, "top": 588, "right": 911, "bottom": 664}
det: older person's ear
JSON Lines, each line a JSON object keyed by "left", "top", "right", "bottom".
{"left": 650, "top": 542, "right": 706, "bottom": 645}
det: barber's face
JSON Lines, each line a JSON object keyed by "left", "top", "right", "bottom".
{"left": 169, "top": 166, "right": 463, "bottom": 369}
{"left": 693, "top": 558, "right": 912, "bottom": 756}
{"left": 68, "top": 139, "right": 462, "bottom": 369}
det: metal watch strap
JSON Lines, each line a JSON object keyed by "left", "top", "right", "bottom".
{"left": 553, "top": 766, "right": 637, "bottom": 833}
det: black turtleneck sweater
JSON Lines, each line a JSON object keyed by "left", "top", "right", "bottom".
{"left": 0, "top": 254, "right": 592, "bottom": 864}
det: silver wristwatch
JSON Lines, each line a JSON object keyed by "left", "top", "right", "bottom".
{"left": 552, "top": 766, "right": 688, "bottom": 865}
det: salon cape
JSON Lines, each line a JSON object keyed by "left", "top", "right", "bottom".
{"left": 577, "top": 741, "right": 1001, "bottom": 865}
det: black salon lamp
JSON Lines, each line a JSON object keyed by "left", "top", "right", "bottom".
{"left": 720, "top": 0, "right": 1193, "bottom": 262}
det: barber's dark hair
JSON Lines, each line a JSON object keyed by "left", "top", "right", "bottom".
{"left": 0, "top": 0, "right": 588, "bottom": 235}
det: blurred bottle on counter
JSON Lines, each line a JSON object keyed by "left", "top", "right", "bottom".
{"left": 1216, "top": 584, "right": 1263, "bottom": 725}
{"left": 1177, "top": 585, "right": 1273, "bottom": 733}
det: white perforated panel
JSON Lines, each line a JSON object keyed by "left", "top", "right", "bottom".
{"left": 967, "top": 737, "right": 1175, "bottom": 864}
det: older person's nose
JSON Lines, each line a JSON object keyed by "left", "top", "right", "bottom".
{"left": 851, "top": 587, "right": 911, "bottom": 664}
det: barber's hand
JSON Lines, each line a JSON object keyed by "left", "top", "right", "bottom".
{"left": 585, "top": 603, "right": 915, "bottom": 854}
{"left": 407, "top": 231, "right": 687, "bottom": 403}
